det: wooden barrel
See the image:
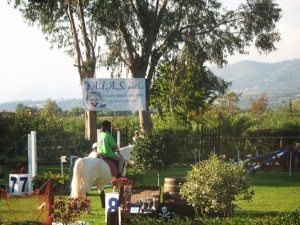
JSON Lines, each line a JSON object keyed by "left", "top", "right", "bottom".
{"left": 164, "top": 177, "right": 195, "bottom": 219}
{"left": 164, "top": 177, "right": 186, "bottom": 196}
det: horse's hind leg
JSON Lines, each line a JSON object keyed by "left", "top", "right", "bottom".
{"left": 79, "top": 183, "right": 93, "bottom": 198}
{"left": 96, "top": 186, "right": 105, "bottom": 208}
{"left": 100, "top": 190, "right": 105, "bottom": 208}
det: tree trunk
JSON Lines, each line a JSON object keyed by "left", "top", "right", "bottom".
{"left": 139, "top": 109, "right": 153, "bottom": 132}
{"left": 85, "top": 111, "right": 97, "bottom": 141}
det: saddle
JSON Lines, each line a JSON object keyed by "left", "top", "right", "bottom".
{"left": 98, "top": 155, "right": 118, "bottom": 177}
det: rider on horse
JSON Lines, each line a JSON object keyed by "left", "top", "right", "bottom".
{"left": 97, "top": 120, "right": 125, "bottom": 179}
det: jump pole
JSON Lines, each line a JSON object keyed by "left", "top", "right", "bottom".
{"left": 28, "top": 131, "right": 37, "bottom": 194}
{"left": 28, "top": 133, "right": 32, "bottom": 193}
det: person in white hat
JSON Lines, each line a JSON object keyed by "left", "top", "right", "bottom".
{"left": 133, "top": 130, "right": 139, "bottom": 143}
{"left": 88, "top": 143, "right": 98, "bottom": 158}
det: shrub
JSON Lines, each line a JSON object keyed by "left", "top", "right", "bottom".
{"left": 180, "top": 153, "right": 254, "bottom": 216}
{"left": 49, "top": 196, "right": 91, "bottom": 224}
{"left": 32, "top": 171, "right": 70, "bottom": 194}
{"left": 132, "top": 129, "right": 179, "bottom": 185}
{"left": 132, "top": 129, "right": 179, "bottom": 172}
{"left": 130, "top": 214, "right": 194, "bottom": 225}
{"left": 195, "top": 211, "right": 300, "bottom": 224}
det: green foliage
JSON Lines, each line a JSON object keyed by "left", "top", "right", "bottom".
{"left": 151, "top": 114, "right": 192, "bottom": 132}
{"left": 2, "top": 108, "right": 39, "bottom": 140}
{"left": 254, "top": 109, "right": 300, "bottom": 130}
{"left": 1, "top": 95, "right": 299, "bottom": 160}
{"left": 6, "top": 155, "right": 28, "bottom": 165}
{"left": 32, "top": 171, "right": 70, "bottom": 194}
{"left": 0, "top": 222, "right": 42, "bottom": 225}
{"left": 49, "top": 196, "right": 91, "bottom": 224}
{"left": 108, "top": 115, "right": 140, "bottom": 137}
{"left": 291, "top": 98, "right": 300, "bottom": 111}
{"left": 246, "top": 109, "right": 300, "bottom": 148}
{"left": 125, "top": 167, "right": 145, "bottom": 186}
{"left": 1, "top": 163, "right": 300, "bottom": 225}
{"left": 151, "top": 58, "right": 230, "bottom": 122}
{"left": 130, "top": 214, "right": 194, "bottom": 225}
{"left": 66, "top": 107, "right": 85, "bottom": 117}
{"left": 40, "top": 99, "right": 63, "bottom": 117}
{"left": 132, "top": 129, "right": 179, "bottom": 173}
{"left": 0, "top": 107, "right": 86, "bottom": 141}
{"left": 127, "top": 211, "right": 300, "bottom": 225}
{"left": 8, "top": 0, "right": 283, "bottom": 132}
{"left": 180, "top": 154, "right": 254, "bottom": 216}
{"left": 0, "top": 112, "right": 9, "bottom": 141}
{"left": 62, "top": 117, "right": 85, "bottom": 139}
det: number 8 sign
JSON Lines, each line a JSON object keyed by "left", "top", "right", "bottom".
{"left": 9, "top": 174, "right": 29, "bottom": 195}
{"left": 105, "top": 193, "right": 119, "bottom": 222}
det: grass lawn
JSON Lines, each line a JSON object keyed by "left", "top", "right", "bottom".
{"left": 235, "top": 166, "right": 300, "bottom": 217}
{"left": 1, "top": 163, "right": 300, "bottom": 224}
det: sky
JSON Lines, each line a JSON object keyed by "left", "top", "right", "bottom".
{"left": 1, "top": 0, "right": 300, "bottom": 103}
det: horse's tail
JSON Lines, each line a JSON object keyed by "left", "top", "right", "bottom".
{"left": 70, "top": 158, "right": 83, "bottom": 198}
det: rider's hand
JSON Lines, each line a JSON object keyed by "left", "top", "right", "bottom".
{"left": 114, "top": 146, "right": 120, "bottom": 153}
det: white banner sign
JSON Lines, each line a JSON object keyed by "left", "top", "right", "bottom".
{"left": 82, "top": 78, "right": 146, "bottom": 112}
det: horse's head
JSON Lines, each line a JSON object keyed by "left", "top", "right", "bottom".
{"left": 119, "top": 145, "right": 134, "bottom": 176}
{"left": 119, "top": 145, "right": 134, "bottom": 161}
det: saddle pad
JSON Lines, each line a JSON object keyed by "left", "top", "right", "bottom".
{"left": 102, "top": 158, "right": 118, "bottom": 177}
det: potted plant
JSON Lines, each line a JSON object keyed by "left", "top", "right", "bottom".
{"left": 10, "top": 163, "right": 28, "bottom": 174}
{"left": 33, "top": 171, "right": 71, "bottom": 195}
{"left": 49, "top": 196, "right": 91, "bottom": 225}
{"left": 109, "top": 177, "right": 133, "bottom": 192}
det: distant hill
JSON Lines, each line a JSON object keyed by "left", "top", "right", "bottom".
{"left": 0, "top": 59, "right": 299, "bottom": 112}
{"left": 211, "top": 59, "right": 300, "bottom": 108}
{"left": 0, "top": 99, "right": 83, "bottom": 112}
{"left": 211, "top": 59, "right": 300, "bottom": 94}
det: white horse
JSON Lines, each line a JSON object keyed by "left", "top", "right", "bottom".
{"left": 70, "top": 145, "right": 134, "bottom": 199}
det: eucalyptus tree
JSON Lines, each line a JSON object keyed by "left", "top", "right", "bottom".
{"left": 9, "top": 0, "right": 282, "bottom": 135}
{"left": 90, "top": 0, "right": 282, "bottom": 131}
{"left": 9, "top": 0, "right": 100, "bottom": 140}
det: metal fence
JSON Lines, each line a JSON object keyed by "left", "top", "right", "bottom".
{"left": 179, "top": 136, "right": 300, "bottom": 163}
{"left": 0, "top": 136, "right": 299, "bottom": 164}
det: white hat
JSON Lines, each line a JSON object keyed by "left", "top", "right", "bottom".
{"left": 92, "top": 143, "right": 97, "bottom": 149}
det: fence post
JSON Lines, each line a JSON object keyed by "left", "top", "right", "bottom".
{"left": 117, "top": 131, "right": 121, "bottom": 147}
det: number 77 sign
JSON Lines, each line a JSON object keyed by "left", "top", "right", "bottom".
{"left": 9, "top": 174, "right": 29, "bottom": 195}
